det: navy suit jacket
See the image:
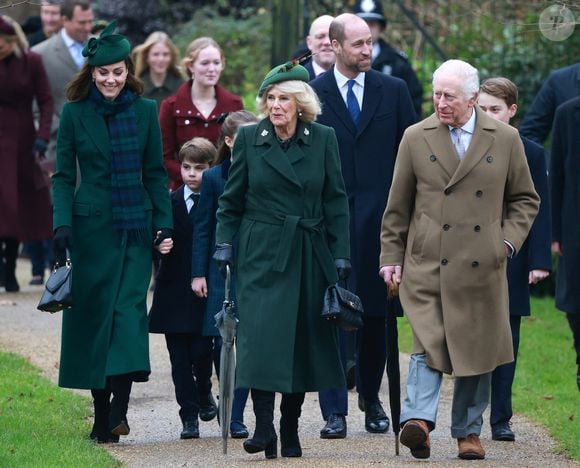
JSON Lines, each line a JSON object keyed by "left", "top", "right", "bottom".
{"left": 310, "top": 67, "right": 416, "bottom": 317}
{"left": 191, "top": 161, "right": 234, "bottom": 336}
{"left": 149, "top": 186, "right": 205, "bottom": 333}
{"left": 506, "top": 136, "right": 552, "bottom": 316}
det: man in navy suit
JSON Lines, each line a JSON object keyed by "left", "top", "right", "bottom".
{"left": 310, "top": 13, "right": 416, "bottom": 439}
{"left": 478, "top": 77, "right": 551, "bottom": 442}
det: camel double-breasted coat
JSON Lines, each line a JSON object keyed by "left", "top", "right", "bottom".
{"left": 380, "top": 107, "right": 539, "bottom": 376}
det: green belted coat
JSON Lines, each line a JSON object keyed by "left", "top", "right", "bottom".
{"left": 52, "top": 97, "right": 172, "bottom": 389}
{"left": 216, "top": 119, "right": 350, "bottom": 393}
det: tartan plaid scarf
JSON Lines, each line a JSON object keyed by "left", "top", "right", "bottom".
{"left": 89, "top": 84, "right": 148, "bottom": 246}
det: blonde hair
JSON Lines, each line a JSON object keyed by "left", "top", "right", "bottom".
{"left": 132, "top": 31, "right": 182, "bottom": 79}
{"left": 181, "top": 37, "right": 225, "bottom": 79}
{"left": 0, "top": 15, "right": 28, "bottom": 58}
{"left": 258, "top": 80, "right": 321, "bottom": 123}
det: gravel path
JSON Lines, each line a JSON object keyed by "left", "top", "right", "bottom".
{"left": 1, "top": 260, "right": 578, "bottom": 467}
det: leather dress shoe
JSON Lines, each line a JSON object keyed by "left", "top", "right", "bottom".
{"left": 199, "top": 393, "right": 217, "bottom": 422}
{"left": 29, "top": 275, "right": 44, "bottom": 286}
{"left": 180, "top": 420, "right": 200, "bottom": 439}
{"left": 230, "top": 421, "right": 249, "bottom": 439}
{"left": 458, "top": 434, "right": 485, "bottom": 460}
{"left": 364, "top": 399, "right": 390, "bottom": 433}
{"left": 491, "top": 421, "right": 515, "bottom": 441}
{"left": 320, "top": 413, "right": 346, "bottom": 439}
{"left": 400, "top": 419, "right": 430, "bottom": 459}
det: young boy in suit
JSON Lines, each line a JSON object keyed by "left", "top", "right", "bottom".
{"left": 149, "top": 137, "right": 215, "bottom": 439}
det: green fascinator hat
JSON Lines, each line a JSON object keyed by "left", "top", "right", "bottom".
{"left": 258, "top": 60, "right": 310, "bottom": 97}
{"left": 82, "top": 20, "right": 131, "bottom": 66}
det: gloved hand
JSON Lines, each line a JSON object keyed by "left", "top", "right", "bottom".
{"left": 33, "top": 138, "right": 48, "bottom": 158}
{"left": 335, "top": 258, "right": 352, "bottom": 281}
{"left": 153, "top": 228, "right": 173, "bottom": 246}
{"left": 213, "top": 243, "right": 233, "bottom": 279}
{"left": 53, "top": 226, "right": 73, "bottom": 263}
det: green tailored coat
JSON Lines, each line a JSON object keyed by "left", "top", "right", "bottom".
{"left": 216, "top": 119, "right": 350, "bottom": 393}
{"left": 52, "top": 97, "right": 172, "bottom": 389}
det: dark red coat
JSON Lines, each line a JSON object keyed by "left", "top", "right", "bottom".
{"left": 159, "top": 80, "right": 243, "bottom": 191}
{"left": 0, "top": 51, "right": 53, "bottom": 240}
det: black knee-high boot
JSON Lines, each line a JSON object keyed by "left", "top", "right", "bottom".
{"left": 2, "top": 237, "right": 19, "bottom": 292}
{"left": 280, "top": 392, "right": 305, "bottom": 457}
{"left": 243, "top": 389, "right": 277, "bottom": 459}
{"left": 109, "top": 375, "right": 133, "bottom": 436}
{"left": 90, "top": 388, "right": 119, "bottom": 443}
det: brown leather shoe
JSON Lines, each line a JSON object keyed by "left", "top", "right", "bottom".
{"left": 457, "top": 434, "right": 485, "bottom": 460}
{"left": 400, "top": 419, "right": 430, "bottom": 459}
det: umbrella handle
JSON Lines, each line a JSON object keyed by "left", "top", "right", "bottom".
{"left": 225, "top": 265, "right": 231, "bottom": 302}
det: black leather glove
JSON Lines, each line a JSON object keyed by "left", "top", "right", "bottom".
{"left": 154, "top": 228, "right": 173, "bottom": 246}
{"left": 53, "top": 226, "right": 73, "bottom": 263}
{"left": 335, "top": 258, "right": 352, "bottom": 281}
{"left": 33, "top": 137, "right": 48, "bottom": 158}
{"left": 213, "top": 243, "right": 233, "bottom": 279}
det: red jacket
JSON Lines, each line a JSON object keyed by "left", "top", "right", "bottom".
{"left": 159, "top": 80, "right": 243, "bottom": 191}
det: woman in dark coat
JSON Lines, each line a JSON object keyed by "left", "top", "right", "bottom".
{"left": 51, "top": 22, "right": 173, "bottom": 443}
{"left": 0, "top": 15, "right": 53, "bottom": 292}
{"left": 159, "top": 37, "right": 243, "bottom": 191}
{"left": 214, "top": 62, "right": 350, "bottom": 458}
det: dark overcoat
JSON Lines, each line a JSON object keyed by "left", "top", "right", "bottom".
{"left": 159, "top": 81, "right": 243, "bottom": 190}
{"left": 310, "top": 67, "right": 416, "bottom": 317}
{"left": 380, "top": 108, "right": 540, "bottom": 376}
{"left": 191, "top": 161, "right": 231, "bottom": 337}
{"left": 216, "top": 119, "right": 350, "bottom": 393}
{"left": 149, "top": 186, "right": 205, "bottom": 333}
{"left": 0, "top": 51, "right": 53, "bottom": 240}
{"left": 52, "top": 97, "right": 172, "bottom": 389}
{"left": 550, "top": 95, "right": 580, "bottom": 315}
{"left": 507, "top": 136, "right": 552, "bottom": 316}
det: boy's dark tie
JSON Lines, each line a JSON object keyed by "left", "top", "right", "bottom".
{"left": 189, "top": 193, "right": 200, "bottom": 221}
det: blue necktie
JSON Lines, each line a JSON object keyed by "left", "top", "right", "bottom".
{"left": 347, "top": 80, "right": 361, "bottom": 127}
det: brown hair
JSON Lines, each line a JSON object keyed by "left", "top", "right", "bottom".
{"left": 132, "top": 31, "right": 183, "bottom": 79}
{"left": 329, "top": 18, "right": 346, "bottom": 44}
{"left": 181, "top": 37, "right": 225, "bottom": 79}
{"left": 479, "top": 77, "right": 518, "bottom": 107}
{"left": 178, "top": 137, "right": 216, "bottom": 165}
{"left": 61, "top": 0, "right": 91, "bottom": 20}
{"left": 215, "top": 110, "right": 258, "bottom": 165}
{"left": 66, "top": 56, "right": 144, "bottom": 102}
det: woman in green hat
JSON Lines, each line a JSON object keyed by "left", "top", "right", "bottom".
{"left": 51, "top": 21, "right": 173, "bottom": 443}
{"left": 214, "top": 61, "right": 351, "bottom": 459}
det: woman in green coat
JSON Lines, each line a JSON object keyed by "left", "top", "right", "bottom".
{"left": 51, "top": 23, "right": 173, "bottom": 443}
{"left": 214, "top": 62, "right": 350, "bottom": 459}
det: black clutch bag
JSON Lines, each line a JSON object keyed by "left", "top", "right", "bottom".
{"left": 321, "top": 284, "right": 364, "bottom": 331}
{"left": 37, "top": 252, "right": 73, "bottom": 313}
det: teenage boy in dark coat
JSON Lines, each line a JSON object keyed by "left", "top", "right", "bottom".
{"left": 149, "top": 138, "right": 215, "bottom": 439}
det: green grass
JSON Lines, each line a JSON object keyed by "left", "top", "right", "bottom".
{"left": 397, "top": 296, "right": 579, "bottom": 461}
{"left": 0, "top": 352, "right": 119, "bottom": 468}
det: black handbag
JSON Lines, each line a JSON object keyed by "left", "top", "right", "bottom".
{"left": 321, "top": 283, "right": 364, "bottom": 331}
{"left": 37, "top": 252, "right": 73, "bottom": 313}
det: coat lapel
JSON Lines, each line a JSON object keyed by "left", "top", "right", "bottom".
{"left": 358, "top": 73, "right": 381, "bottom": 135}
{"left": 54, "top": 34, "right": 79, "bottom": 74}
{"left": 317, "top": 69, "right": 358, "bottom": 135}
{"left": 447, "top": 108, "right": 496, "bottom": 188}
{"left": 254, "top": 120, "right": 303, "bottom": 188}
{"left": 172, "top": 187, "right": 189, "bottom": 230}
{"left": 422, "top": 115, "right": 459, "bottom": 179}
{"left": 79, "top": 102, "right": 111, "bottom": 157}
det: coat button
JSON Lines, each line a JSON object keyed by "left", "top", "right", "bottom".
{"left": 441, "top": 258, "right": 448, "bottom": 265}
{"left": 204, "top": 123, "right": 209, "bottom": 128}
{"left": 474, "top": 225, "right": 481, "bottom": 232}
{"left": 444, "top": 188, "right": 452, "bottom": 195}
{"left": 475, "top": 190, "right": 483, "bottom": 197}
{"left": 443, "top": 224, "right": 450, "bottom": 231}
{"left": 95, "top": 209, "right": 102, "bottom": 216}
{"left": 176, "top": 109, "right": 180, "bottom": 114}
{"left": 486, "top": 155, "right": 493, "bottom": 163}
{"left": 430, "top": 154, "right": 437, "bottom": 161}
{"left": 471, "top": 261, "right": 479, "bottom": 267}
{"left": 185, "top": 119, "right": 190, "bottom": 124}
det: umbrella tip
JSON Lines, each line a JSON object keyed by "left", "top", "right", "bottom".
{"left": 395, "top": 434, "right": 400, "bottom": 456}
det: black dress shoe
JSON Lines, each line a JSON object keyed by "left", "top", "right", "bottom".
{"left": 199, "top": 393, "right": 217, "bottom": 422}
{"left": 364, "top": 399, "right": 390, "bottom": 433}
{"left": 4, "top": 276, "right": 19, "bottom": 292}
{"left": 320, "top": 414, "right": 347, "bottom": 439}
{"left": 491, "top": 422, "right": 515, "bottom": 441}
{"left": 181, "top": 420, "right": 200, "bottom": 439}
{"left": 230, "top": 421, "right": 249, "bottom": 439}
